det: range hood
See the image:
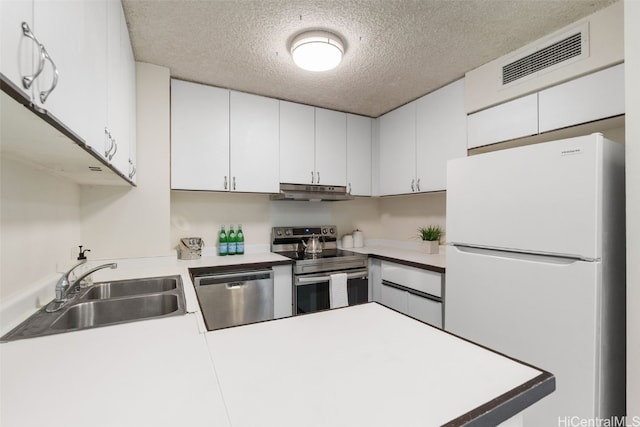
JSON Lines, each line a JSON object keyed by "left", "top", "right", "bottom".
{"left": 270, "top": 183, "right": 354, "bottom": 202}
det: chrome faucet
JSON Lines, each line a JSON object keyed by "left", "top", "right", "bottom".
{"left": 46, "top": 261, "right": 118, "bottom": 312}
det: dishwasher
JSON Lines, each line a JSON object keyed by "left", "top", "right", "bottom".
{"left": 193, "top": 269, "right": 274, "bottom": 330}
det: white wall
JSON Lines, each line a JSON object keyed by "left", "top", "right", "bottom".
{"left": 378, "top": 192, "right": 447, "bottom": 242}
{"left": 80, "top": 62, "right": 172, "bottom": 260}
{"left": 170, "top": 190, "right": 447, "bottom": 250}
{"left": 625, "top": 0, "right": 640, "bottom": 417}
{"left": 0, "top": 156, "right": 81, "bottom": 300}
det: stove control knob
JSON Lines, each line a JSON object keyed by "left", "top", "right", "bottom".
{"left": 285, "top": 229, "right": 291, "bottom": 236}
{"left": 322, "top": 228, "right": 327, "bottom": 234}
{"left": 276, "top": 230, "right": 282, "bottom": 236}
{"left": 329, "top": 228, "right": 335, "bottom": 235}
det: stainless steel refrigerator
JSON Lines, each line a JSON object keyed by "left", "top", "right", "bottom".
{"left": 445, "top": 133, "right": 625, "bottom": 426}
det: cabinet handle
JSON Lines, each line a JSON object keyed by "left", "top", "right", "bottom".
{"left": 416, "top": 178, "right": 421, "bottom": 192}
{"left": 311, "top": 171, "right": 315, "bottom": 184}
{"left": 348, "top": 183, "right": 352, "bottom": 194}
{"left": 232, "top": 176, "right": 236, "bottom": 190}
{"left": 108, "top": 139, "right": 118, "bottom": 161}
{"left": 224, "top": 176, "right": 228, "bottom": 190}
{"left": 104, "top": 128, "right": 115, "bottom": 158}
{"left": 38, "top": 46, "right": 58, "bottom": 104}
{"left": 317, "top": 171, "right": 320, "bottom": 183}
{"left": 411, "top": 179, "right": 415, "bottom": 192}
{"left": 128, "top": 159, "right": 136, "bottom": 179}
{"left": 20, "top": 23, "right": 45, "bottom": 90}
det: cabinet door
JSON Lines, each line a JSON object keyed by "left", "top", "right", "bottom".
{"left": 0, "top": 0, "right": 34, "bottom": 99}
{"left": 230, "top": 91, "right": 279, "bottom": 193}
{"left": 379, "top": 282, "right": 408, "bottom": 314}
{"left": 538, "top": 64, "right": 625, "bottom": 133}
{"left": 171, "top": 80, "right": 229, "bottom": 191}
{"left": 378, "top": 101, "right": 416, "bottom": 195}
{"left": 407, "top": 293, "right": 442, "bottom": 328}
{"left": 416, "top": 79, "right": 466, "bottom": 192}
{"left": 467, "top": 93, "right": 538, "bottom": 149}
{"left": 279, "top": 101, "right": 315, "bottom": 184}
{"left": 315, "top": 108, "right": 347, "bottom": 186}
{"left": 346, "top": 114, "right": 372, "bottom": 196}
{"left": 109, "top": 2, "right": 133, "bottom": 175}
{"left": 33, "top": 0, "right": 107, "bottom": 152}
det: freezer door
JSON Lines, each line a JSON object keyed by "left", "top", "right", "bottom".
{"left": 447, "top": 134, "right": 606, "bottom": 259}
{"left": 444, "top": 245, "right": 619, "bottom": 426}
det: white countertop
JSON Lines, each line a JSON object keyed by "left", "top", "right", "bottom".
{"left": 207, "top": 303, "right": 550, "bottom": 426}
{"left": 1, "top": 250, "right": 554, "bottom": 426}
{"left": 1, "top": 301, "right": 552, "bottom": 427}
{"left": 348, "top": 240, "right": 447, "bottom": 271}
{"left": 0, "top": 314, "right": 230, "bottom": 427}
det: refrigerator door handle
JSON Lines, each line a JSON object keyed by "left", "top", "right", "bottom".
{"left": 450, "top": 244, "right": 594, "bottom": 264}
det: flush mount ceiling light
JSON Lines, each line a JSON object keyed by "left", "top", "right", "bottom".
{"left": 291, "top": 31, "right": 344, "bottom": 72}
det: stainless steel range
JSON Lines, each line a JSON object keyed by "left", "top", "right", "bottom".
{"left": 271, "top": 225, "right": 369, "bottom": 315}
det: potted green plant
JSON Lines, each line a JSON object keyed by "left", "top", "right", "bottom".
{"left": 418, "top": 225, "right": 442, "bottom": 254}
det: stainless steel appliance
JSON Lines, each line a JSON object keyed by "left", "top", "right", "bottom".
{"left": 271, "top": 225, "right": 368, "bottom": 315}
{"left": 192, "top": 269, "right": 274, "bottom": 330}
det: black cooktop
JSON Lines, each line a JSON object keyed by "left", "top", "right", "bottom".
{"left": 276, "top": 249, "right": 360, "bottom": 262}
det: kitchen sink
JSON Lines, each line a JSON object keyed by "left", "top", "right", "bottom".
{"left": 85, "top": 277, "right": 177, "bottom": 300}
{"left": 0, "top": 275, "right": 186, "bottom": 342}
{"left": 50, "top": 295, "right": 181, "bottom": 330}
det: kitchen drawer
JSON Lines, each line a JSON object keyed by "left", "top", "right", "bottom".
{"left": 381, "top": 261, "right": 442, "bottom": 298}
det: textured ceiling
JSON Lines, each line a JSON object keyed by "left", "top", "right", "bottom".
{"left": 123, "top": 0, "right": 618, "bottom": 118}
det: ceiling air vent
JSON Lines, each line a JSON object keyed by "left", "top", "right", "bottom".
{"left": 501, "top": 22, "right": 589, "bottom": 87}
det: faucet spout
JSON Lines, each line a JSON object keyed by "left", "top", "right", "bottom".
{"left": 72, "top": 263, "right": 117, "bottom": 289}
{"left": 46, "top": 262, "right": 118, "bottom": 313}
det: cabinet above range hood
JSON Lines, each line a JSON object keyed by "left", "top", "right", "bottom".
{"left": 270, "top": 183, "right": 354, "bottom": 202}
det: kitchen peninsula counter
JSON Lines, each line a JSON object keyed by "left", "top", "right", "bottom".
{"left": 349, "top": 241, "right": 447, "bottom": 273}
{"left": 1, "top": 302, "right": 554, "bottom": 427}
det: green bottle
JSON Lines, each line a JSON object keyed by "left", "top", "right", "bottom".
{"left": 236, "top": 224, "right": 245, "bottom": 255}
{"left": 228, "top": 225, "right": 236, "bottom": 255}
{"left": 218, "top": 225, "right": 228, "bottom": 256}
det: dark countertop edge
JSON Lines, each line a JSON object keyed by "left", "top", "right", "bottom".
{"left": 188, "top": 259, "right": 293, "bottom": 278}
{"left": 367, "top": 253, "right": 446, "bottom": 273}
{"left": 444, "top": 372, "right": 555, "bottom": 427}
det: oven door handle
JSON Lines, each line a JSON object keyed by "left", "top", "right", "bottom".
{"left": 296, "top": 270, "right": 368, "bottom": 285}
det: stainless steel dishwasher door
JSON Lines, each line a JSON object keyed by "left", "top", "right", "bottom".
{"left": 194, "top": 269, "right": 274, "bottom": 330}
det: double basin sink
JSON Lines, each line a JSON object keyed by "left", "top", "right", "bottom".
{"left": 1, "top": 275, "right": 186, "bottom": 342}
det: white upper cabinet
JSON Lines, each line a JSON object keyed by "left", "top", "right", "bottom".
{"left": 1, "top": 0, "right": 34, "bottom": 99}
{"left": 171, "top": 80, "right": 230, "bottom": 191}
{"left": 279, "top": 101, "right": 315, "bottom": 184}
{"left": 315, "top": 108, "right": 347, "bottom": 186}
{"left": 229, "top": 91, "right": 280, "bottom": 193}
{"left": 279, "top": 103, "right": 348, "bottom": 186}
{"left": 416, "top": 79, "right": 466, "bottom": 192}
{"left": 1, "top": 0, "right": 136, "bottom": 184}
{"left": 467, "top": 64, "right": 625, "bottom": 148}
{"left": 467, "top": 93, "right": 539, "bottom": 149}
{"left": 378, "top": 101, "right": 417, "bottom": 195}
{"left": 538, "top": 63, "right": 625, "bottom": 133}
{"left": 346, "top": 114, "right": 372, "bottom": 196}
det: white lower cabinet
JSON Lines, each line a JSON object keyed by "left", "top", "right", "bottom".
{"left": 376, "top": 260, "right": 444, "bottom": 328}
{"left": 273, "top": 264, "right": 293, "bottom": 319}
{"left": 380, "top": 282, "right": 408, "bottom": 313}
{"left": 407, "top": 293, "right": 442, "bottom": 328}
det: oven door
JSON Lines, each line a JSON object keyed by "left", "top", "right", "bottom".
{"left": 293, "top": 269, "right": 368, "bottom": 315}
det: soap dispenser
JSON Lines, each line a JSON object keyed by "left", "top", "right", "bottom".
{"left": 73, "top": 246, "right": 92, "bottom": 287}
